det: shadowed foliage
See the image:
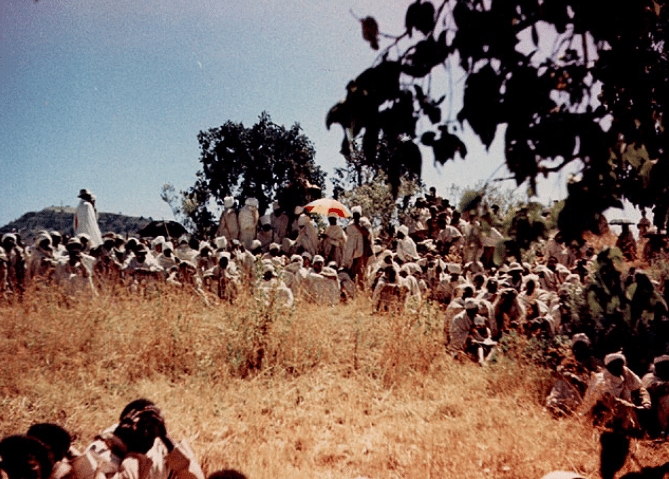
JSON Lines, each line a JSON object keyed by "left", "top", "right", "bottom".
{"left": 329, "top": 0, "right": 669, "bottom": 244}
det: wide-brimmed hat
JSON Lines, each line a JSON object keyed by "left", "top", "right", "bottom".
{"left": 78, "top": 188, "right": 96, "bottom": 200}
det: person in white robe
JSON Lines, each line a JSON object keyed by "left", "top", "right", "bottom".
{"left": 74, "top": 189, "right": 103, "bottom": 248}
{"left": 321, "top": 213, "right": 347, "bottom": 267}
{"left": 216, "top": 196, "right": 240, "bottom": 241}
{"left": 238, "top": 197, "right": 259, "bottom": 250}
{"left": 395, "top": 225, "right": 420, "bottom": 263}
{"left": 294, "top": 214, "right": 319, "bottom": 256}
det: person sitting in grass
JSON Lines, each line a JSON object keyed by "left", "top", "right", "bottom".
{"left": 81, "top": 399, "right": 204, "bottom": 479}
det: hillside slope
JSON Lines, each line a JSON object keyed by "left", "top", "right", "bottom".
{"left": 0, "top": 206, "right": 152, "bottom": 241}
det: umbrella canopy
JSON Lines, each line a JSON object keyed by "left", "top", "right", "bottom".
{"left": 138, "top": 220, "right": 188, "bottom": 239}
{"left": 304, "top": 198, "right": 352, "bottom": 218}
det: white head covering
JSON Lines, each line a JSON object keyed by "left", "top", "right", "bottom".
{"left": 398, "top": 225, "right": 409, "bottom": 236}
{"left": 260, "top": 215, "right": 271, "bottom": 226}
{"left": 224, "top": 196, "right": 235, "bottom": 209}
{"left": 215, "top": 236, "right": 228, "bottom": 250}
{"left": 298, "top": 214, "right": 309, "bottom": 226}
{"left": 464, "top": 298, "right": 478, "bottom": 310}
{"left": 245, "top": 197, "right": 259, "bottom": 208}
{"left": 150, "top": 236, "right": 165, "bottom": 249}
{"left": 294, "top": 205, "right": 304, "bottom": 215}
{"left": 604, "top": 352, "right": 626, "bottom": 366}
{"left": 351, "top": 205, "right": 362, "bottom": 215}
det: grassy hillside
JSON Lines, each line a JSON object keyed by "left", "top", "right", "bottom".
{"left": 0, "top": 206, "right": 152, "bottom": 241}
{"left": 5, "top": 284, "right": 651, "bottom": 479}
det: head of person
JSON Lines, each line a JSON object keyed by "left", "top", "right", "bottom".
{"left": 0, "top": 435, "right": 53, "bottom": 479}
{"left": 570, "top": 334, "right": 591, "bottom": 363}
{"left": 328, "top": 215, "right": 338, "bottom": 226}
{"left": 654, "top": 355, "right": 669, "bottom": 380}
{"left": 473, "top": 315, "right": 487, "bottom": 331}
{"left": 486, "top": 278, "right": 498, "bottom": 294}
{"left": 26, "top": 424, "right": 71, "bottom": 464}
{"left": 462, "top": 285, "right": 475, "bottom": 300}
{"left": 269, "top": 243, "right": 280, "bottom": 257}
{"left": 472, "top": 273, "right": 485, "bottom": 290}
{"left": 312, "top": 255, "right": 324, "bottom": 273}
{"left": 262, "top": 265, "right": 275, "bottom": 281}
{"left": 36, "top": 235, "right": 51, "bottom": 252}
{"left": 351, "top": 206, "right": 362, "bottom": 223}
{"left": 464, "top": 298, "right": 478, "bottom": 318}
{"left": 250, "top": 240, "right": 262, "bottom": 255}
{"left": 525, "top": 277, "right": 536, "bottom": 295}
{"left": 78, "top": 189, "right": 95, "bottom": 204}
{"left": 65, "top": 238, "right": 83, "bottom": 260}
{"left": 2, "top": 234, "right": 16, "bottom": 251}
{"left": 218, "top": 252, "right": 230, "bottom": 269}
{"left": 50, "top": 232, "right": 62, "bottom": 247}
{"left": 604, "top": 352, "right": 626, "bottom": 377}
{"left": 114, "top": 399, "right": 165, "bottom": 454}
{"left": 135, "top": 244, "right": 148, "bottom": 263}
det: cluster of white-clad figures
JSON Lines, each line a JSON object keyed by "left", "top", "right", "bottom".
{"left": 2, "top": 190, "right": 669, "bottom": 478}
{"left": 0, "top": 399, "right": 249, "bottom": 479}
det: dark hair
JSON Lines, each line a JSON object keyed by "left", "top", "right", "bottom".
{"left": 207, "top": 470, "right": 248, "bottom": 479}
{"left": 26, "top": 424, "right": 71, "bottom": 463}
{"left": 0, "top": 435, "right": 53, "bottom": 479}
{"left": 119, "top": 398, "right": 156, "bottom": 422}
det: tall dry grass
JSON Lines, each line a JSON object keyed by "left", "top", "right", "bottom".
{"left": 0, "top": 285, "right": 661, "bottom": 478}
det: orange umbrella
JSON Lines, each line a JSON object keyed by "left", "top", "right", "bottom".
{"left": 304, "top": 198, "right": 352, "bottom": 218}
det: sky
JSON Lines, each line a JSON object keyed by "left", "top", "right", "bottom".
{"left": 0, "top": 0, "right": 637, "bottom": 231}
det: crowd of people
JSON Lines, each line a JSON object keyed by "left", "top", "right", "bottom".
{"left": 0, "top": 399, "right": 249, "bottom": 479}
{"left": 3, "top": 188, "right": 669, "bottom": 450}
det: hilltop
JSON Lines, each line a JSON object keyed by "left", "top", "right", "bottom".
{"left": 0, "top": 206, "right": 152, "bottom": 242}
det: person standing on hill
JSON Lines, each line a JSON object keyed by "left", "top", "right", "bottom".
{"left": 74, "top": 189, "right": 103, "bottom": 248}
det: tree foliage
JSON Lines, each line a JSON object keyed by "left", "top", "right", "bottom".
{"left": 329, "top": 0, "right": 669, "bottom": 243}
{"left": 184, "top": 112, "right": 326, "bottom": 237}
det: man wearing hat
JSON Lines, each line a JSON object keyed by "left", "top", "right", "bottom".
{"left": 448, "top": 298, "right": 480, "bottom": 352}
{"left": 216, "top": 196, "right": 240, "bottom": 242}
{"left": 579, "top": 351, "right": 650, "bottom": 426}
{"left": 343, "top": 206, "right": 374, "bottom": 288}
{"left": 74, "top": 189, "right": 103, "bottom": 248}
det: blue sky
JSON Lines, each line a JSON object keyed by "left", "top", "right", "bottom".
{"left": 1, "top": 0, "right": 630, "bottom": 229}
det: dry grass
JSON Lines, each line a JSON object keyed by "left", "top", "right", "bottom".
{"left": 1, "top": 285, "right": 663, "bottom": 479}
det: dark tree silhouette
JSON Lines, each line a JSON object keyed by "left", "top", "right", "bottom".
{"left": 184, "top": 112, "right": 326, "bottom": 237}
{"left": 329, "top": 0, "right": 669, "bottom": 243}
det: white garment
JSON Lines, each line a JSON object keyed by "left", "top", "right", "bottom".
{"left": 74, "top": 200, "right": 103, "bottom": 247}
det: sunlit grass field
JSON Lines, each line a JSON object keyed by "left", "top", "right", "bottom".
{"left": 1, "top": 284, "right": 662, "bottom": 479}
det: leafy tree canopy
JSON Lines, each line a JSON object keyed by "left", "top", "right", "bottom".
{"left": 183, "top": 112, "right": 326, "bottom": 237}
{"left": 329, "top": 0, "right": 669, "bottom": 244}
